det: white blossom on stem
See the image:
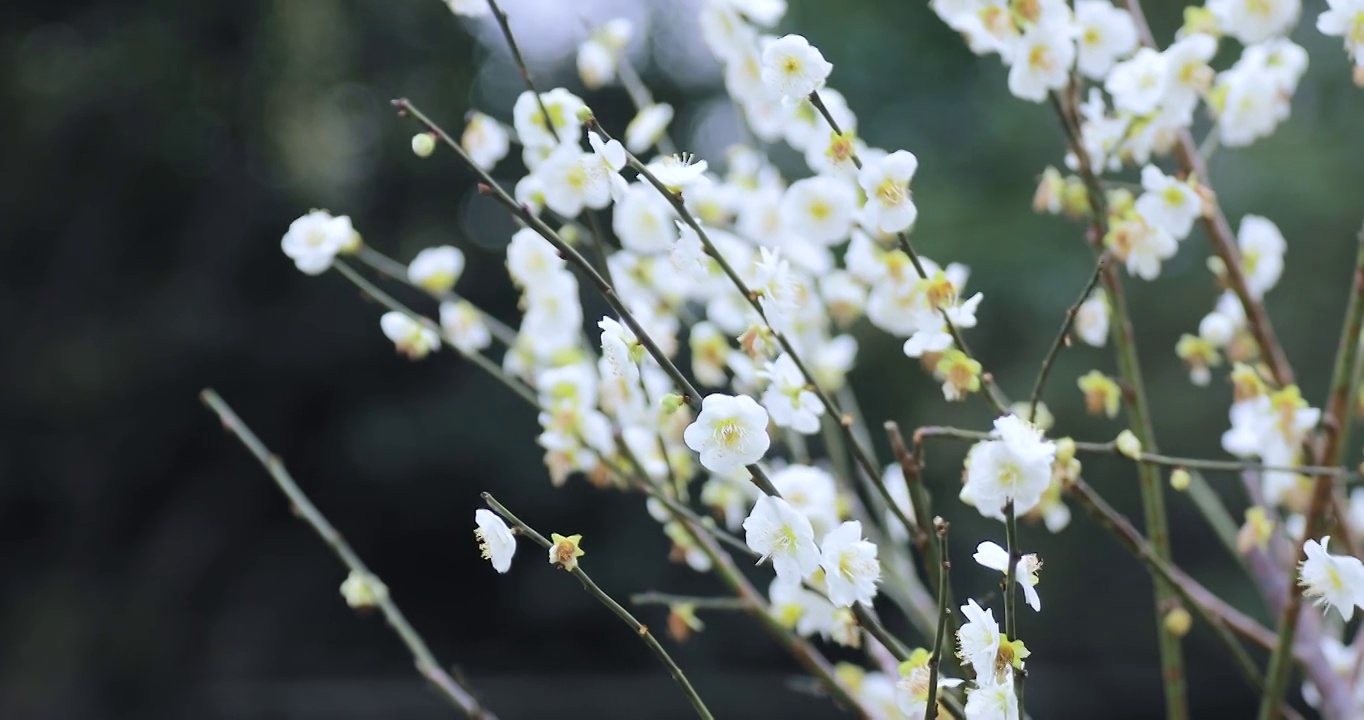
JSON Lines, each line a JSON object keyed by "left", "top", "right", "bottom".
{"left": 819, "top": 520, "right": 881, "bottom": 607}
{"left": 1301, "top": 536, "right": 1364, "bottom": 621}
{"left": 760, "top": 34, "right": 833, "bottom": 99}
{"left": 974, "top": 541, "right": 1043, "bottom": 611}
{"left": 684, "top": 393, "right": 772, "bottom": 473}
{"left": 475, "top": 509, "right": 517, "bottom": 573}
{"left": 743, "top": 495, "right": 821, "bottom": 582}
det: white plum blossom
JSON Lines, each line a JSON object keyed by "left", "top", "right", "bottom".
{"left": 1301, "top": 536, "right": 1364, "bottom": 621}
{"left": 781, "top": 175, "right": 858, "bottom": 246}
{"left": 1221, "top": 387, "right": 1320, "bottom": 504}
{"left": 897, "top": 665, "right": 966, "bottom": 718}
{"left": 857, "top": 150, "right": 919, "bottom": 233}
{"left": 614, "top": 183, "right": 677, "bottom": 253}
{"left": 932, "top": 0, "right": 1019, "bottom": 56}
{"left": 684, "top": 393, "right": 772, "bottom": 473}
{"left": 974, "top": 541, "right": 1043, "bottom": 611}
{"left": 598, "top": 317, "right": 641, "bottom": 385}
{"left": 770, "top": 464, "right": 840, "bottom": 538}
{"left": 1162, "top": 34, "right": 1218, "bottom": 119}
{"left": 1133, "top": 165, "right": 1201, "bottom": 240}
{"left": 751, "top": 247, "right": 803, "bottom": 333}
{"left": 957, "top": 599, "right": 1003, "bottom": 678}
{"left": 1108, "top": 217, "right": 1178, "bottom": 281}
{"left": 1198, "top": 311, "right": 1236, "bottom": 347}
{"left": 380, "top": 312, "right": 440, "bottom": 360}
{"left": 1075, "top": 1, "right": 1138, "bottom": 79}
{"left": 512, "top": 88, "right": 586, "bottom": 149}
{"left": 1238, "top": 215, "right": 1287, "bottom": 298}
{"left": 474, "top": 509, "right": 516, "bottom": 573}
{"left": 1006, "top": 19, "right": 1078, "bottom": 103}
{"left": 506, "top": 227, "right": 565, "bottom": 288}
{"left": 536, "top": 143, "right": 614, "bottom": 218}
{"left": 819, "top": 520, "right": 881, "bottom": 607}
{"left": 962, "top": 415, "right": 1057, "bottom": 518}
{"left": 1212, "top": 42, "right": 1307, "bottom": 148}
{"left": 461, "top": 112, "right": 510, "bottom": 171}
{"left": 769, "top": 577, "right": 838, "bottom": 639}
{"left": 1106, "top": 48, "right": 1169, "bottom": 116}
{"left": 760, "top": 34, "right": 833, "bottom": 98}
{"left": 1209, "top": 0, "right": 1300, "bottom": 44}
{"left": 281, "top": 210, "right": 359, "bottom": 275}
{"left": 759, "top": 353, "right": 825, "bottom": 434}
{"left": 1317, "top": 0, "right": 1364, "bottom": 68}
{"left": 446, "top": 0, "right": 491, "bottom": 16}
{"left": 439, "top": 300, "right": 491, "bottom": 353}
{"left": 964, "top": 676, "right": 1021, "bottom": 720}
{"left": 407, "top": 245, "right": 466, "bottom": 294}
{"left": 1075, "top": 290, "right": 1109, "bottom": 347}
{"left": 647, "top": 153, "right": 711, "bottom": 192}
{"left": 576, "top": 19, "right": 632, "bottom": 89}
{"left": 625, "top": 103, "right": 675, "bottom": 153}
{"left": 743, "top": 494, "right": 821, "bottom": 582}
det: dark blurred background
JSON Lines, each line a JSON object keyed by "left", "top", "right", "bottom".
{"left": 3, "top": 0, "right": 1362, "bottom": 718}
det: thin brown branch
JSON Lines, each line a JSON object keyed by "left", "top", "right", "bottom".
{"left": 200, "top": 389, "right": 495, "bottom": 719}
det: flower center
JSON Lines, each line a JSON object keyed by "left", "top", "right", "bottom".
{"left": 715, "top": 418, "right": 746, "bottom": 449}
{"left": 876, "top": 178, "right": 905, "bottom": 206}
{"left": 1028, "top": 45, "right": 1053, "bottom": 71}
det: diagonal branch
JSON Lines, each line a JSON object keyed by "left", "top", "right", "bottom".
{"left": 1258, "top": 223, "right": 1364, "bottom": 719}
{"left": 200, "top": 389, "right": 496, "bottom": 719}
{"left": 482, "top": 493, "right": 714, "bottom": 719}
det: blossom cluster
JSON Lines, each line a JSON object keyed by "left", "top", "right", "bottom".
{"left": 270, "top": 0, "right": 1364, "bottom": 717}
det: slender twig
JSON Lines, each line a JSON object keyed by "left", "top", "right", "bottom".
{"left": 353, "top": 245, "right": 517, "bottom": 346}
{"left": 332, "top": 260, "right": 539, "bottom": 407}
{"left": 1259, "top": 225, "right": 1364, "bottom": 720}
{"left": 808, "top": 89, "right": 1009, "bottom": 415}
{"left": 481, "top": 492, "right": 714, "bottom": 720}
{"left": 914, "top": 425, "right": 1351, "bottom": 478}
{"left": 925, "top": 519, "right": 951, "bottom": 720}
{"left": 631, "top": 592, "right": 750, "bottom": 610}
{"left": 1003, "top": 501, "right": 1019, "bottom": 642}
{"left": 1067, "top": 479, "right": 1277, "bottom": 673}
{"left": 484, "top": 0, "right": 555, "bottom": 136}
{"left": 200, "top": 389, "right": 495, "bottom": 719}
{"left": 1049, "top": 84, "right": 1184, "bottom": 717}
{"left": 1028, "top": 252, "right": 1110, "bottom": 421}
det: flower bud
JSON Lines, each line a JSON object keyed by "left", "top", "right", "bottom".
{"left": 1164, "top": 606, "right": 1193, "bottom": 637}
{"left": 340, "top": 570, "right": 389, "bottom": 610}
{"left": 661, "top": 393, "right": 685, "bottom": 414}
{"left": 1170, "top": 468, "right": 1192, "bottom": 491}
{"left": 1115, "top": 429, "right": 1143, "bottom": 459}
{"left": 411, "top": 132, "right": 436, "bottom": 158}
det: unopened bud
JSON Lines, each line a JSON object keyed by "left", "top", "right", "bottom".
{"left": 1170, "top": 468, "right": 1192, "bottom": 491}
{"left": 1164, "top": 606, "right": 1193, "bottom": 637}
{"left": 1115, "top": 429, "right": 1143, "bottom": 459}
{"left": 340, "top": 570, "right": 389, "bottom": 610}
{"left": 661, "top": 393, "right": 685, "bottom": 414}
{"left": 411, "top": 132, "right": 436, "bottom": 158}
